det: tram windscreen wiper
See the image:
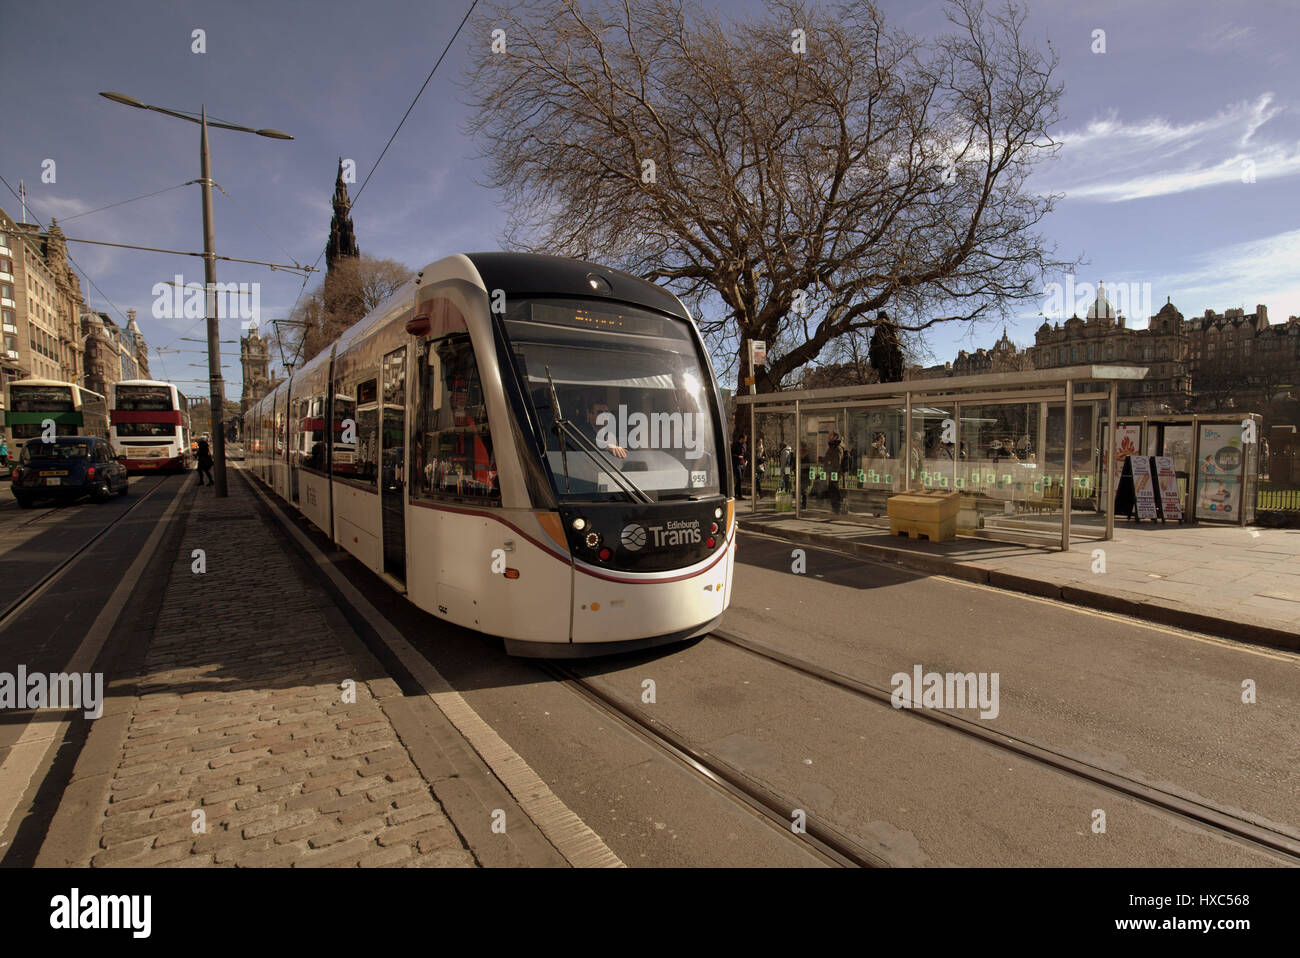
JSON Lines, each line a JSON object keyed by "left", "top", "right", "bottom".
{"left": 545, "top": 366, "right": 571, "bottom": 495}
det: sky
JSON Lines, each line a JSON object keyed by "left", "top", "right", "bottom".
{"left": 2, "top": 0, "right": 1298, "bottom": 396}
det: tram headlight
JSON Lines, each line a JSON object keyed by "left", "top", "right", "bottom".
{"left": 714, "top": 507, "right": 722, "bottom": 519}
{"left": 572, "top": 517, "right": 587, "bottom": 531}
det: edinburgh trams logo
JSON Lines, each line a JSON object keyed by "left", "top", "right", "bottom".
{"left": 620, "top": 523, "right": 648, "bottom": 551}
{"left": 620, "top": 519, "right": 701, "bottom": 551}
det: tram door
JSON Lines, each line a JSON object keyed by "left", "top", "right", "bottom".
{"left": 380, "top": 346, "right": 407, "bottom": 582}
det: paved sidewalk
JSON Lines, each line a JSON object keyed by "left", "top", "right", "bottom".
{"left": 43, "top": 473, "right": 476, "bottom": 867}
{"left": 741, "top": 504, "right": 1300, "bottom": 651}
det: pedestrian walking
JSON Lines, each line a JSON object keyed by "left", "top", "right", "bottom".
{"left": 0, "top": 437, "right": 9, "bottom": 469}
{"left": 196, "top": 438, "right": 214, "bottom": 486}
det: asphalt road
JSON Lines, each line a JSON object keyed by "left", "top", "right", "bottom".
{"left": 294, "top": 507, "right": 1298, "bottom": 866}
{"left": 0, "top": 473, "right": 187, "bottom": 861}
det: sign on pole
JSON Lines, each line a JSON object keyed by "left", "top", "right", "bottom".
{"left": 750, "top": 341, "right": 767, "bottom": 367}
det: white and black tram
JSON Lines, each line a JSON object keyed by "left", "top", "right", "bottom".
{"left": 245, "top": 253, "right": 735, "bottom": 656}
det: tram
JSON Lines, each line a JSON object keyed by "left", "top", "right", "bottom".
{"left": 245, "top": 253, "right": 735, "bottom": 657}
{"left": 4, "top": 379, "right": 108, "bottom": 454}
{"left": 109, "top": 380, "right": 191, "bottom": 472}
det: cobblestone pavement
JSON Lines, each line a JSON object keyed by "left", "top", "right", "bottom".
{"left": 82, "top": 475, "right": 476, "bottom": 867}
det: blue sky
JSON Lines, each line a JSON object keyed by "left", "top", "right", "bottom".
{"left": 2, "top": 0, "right": 1298, "bottom": 394}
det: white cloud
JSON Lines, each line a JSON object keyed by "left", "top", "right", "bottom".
{"left": 1156, "top": 229, "right": 1300, "bottom": 320}
{"left": 1039, "top": 95, "right": 1300, "bottom": 202}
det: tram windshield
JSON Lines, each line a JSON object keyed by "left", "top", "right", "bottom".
{"left": 505, "top": 299, "right": 723, "bottom": 502}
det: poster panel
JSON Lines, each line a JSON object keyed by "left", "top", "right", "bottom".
{"left": 1195, "top": 424, "right": 1244, "bottom": 520}
{"left": 1103, "top": 424, "right": 1142, "bottom": 491}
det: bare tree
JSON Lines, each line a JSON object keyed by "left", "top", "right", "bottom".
{"left": 290, "top": 255, "right": 414, "bottom": 364}
{"left": 467, "top": 0, "right": 1070, "bottom": 409}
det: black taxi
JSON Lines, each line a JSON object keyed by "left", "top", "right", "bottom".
{"left": 10, "top": 437, "right": 130, "bottom": 508}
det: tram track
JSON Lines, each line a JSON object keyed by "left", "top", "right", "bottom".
{"left": 539, "top": 659, "right": 892, "bottom": 868}
{"left": 0, "top": 476, "right": 173, "bottom": 630}
{"left": 709, "top": 628, "right": 1300, "bottom": 864}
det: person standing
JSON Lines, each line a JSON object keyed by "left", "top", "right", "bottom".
{"left": 755, "top": 436, "right": 767, "bottom": 498}
{"left": 731, "top": 433, "right": 747, "bottom": 496}
{"left": 0, "top": 436, "right": 9, "bottom": 469}
{"left": 196, "top": 437, "right": 214, "bottom": 486}
{"left": 825, "top": 432, "right": 845, "bottom": 514}
{"left": 779, "top": 443, "right": 793, "bottom": 493}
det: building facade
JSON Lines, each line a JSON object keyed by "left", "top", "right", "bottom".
{"left": 239, "top": 323, "right": 273, "bottom": 413}
{"left": 0, "top": 209, "right": 88, "bottom": 387}
{"left": 81, "top": 309, "right": 151, "bottom": 400}
{"left": 1033, "top": 283, "right": 1193, "bottom": 415}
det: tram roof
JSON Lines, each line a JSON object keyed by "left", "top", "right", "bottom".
{"left": 464, "top": 252, "right": 689, "bottom": 321}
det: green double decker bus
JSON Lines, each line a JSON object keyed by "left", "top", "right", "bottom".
{"left": 4, "top": 379, "right": 109, "bottom": 454}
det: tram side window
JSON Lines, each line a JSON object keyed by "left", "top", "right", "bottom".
{"left": 414, "top": 334, "right": 499, "bottom": 505}
{"left": 306, "top": 395, "right": 327, "bottom": 473}
{"left": 334, "top": 378, "right": 378, "bottom": 485}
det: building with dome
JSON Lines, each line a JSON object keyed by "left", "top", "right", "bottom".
{"left": 1033, "top": 282, "right": 1193, "bottom": 414}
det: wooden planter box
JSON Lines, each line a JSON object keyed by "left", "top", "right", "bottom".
{"left": 887, "top": 490, "right": 959, "bottom": 542}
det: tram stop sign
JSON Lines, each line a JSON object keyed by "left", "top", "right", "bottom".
{"left": 749, "top": 340, "right": 767, "bottom": 367}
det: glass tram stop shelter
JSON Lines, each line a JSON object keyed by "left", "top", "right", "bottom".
{"left": 737, "top": 365, "right": 1262, "bottom": 551}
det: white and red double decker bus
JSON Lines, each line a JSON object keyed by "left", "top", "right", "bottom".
{"left": 109, "top": 380, "right": 191, "bottom": 472}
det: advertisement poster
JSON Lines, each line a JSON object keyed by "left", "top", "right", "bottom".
{"left": 1154, "top": 456, "right": 1182, "bottom": 521}
{"left": 1104, "top": 424, "right": 1142, "bottom": 491}
{"left": 1130, "top": 455, "right": 1158, "bottom": 519}
{"left": 1195, "top": 424, "right": 1244, "bottom": 520}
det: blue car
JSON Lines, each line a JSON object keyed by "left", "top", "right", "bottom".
{"left": 10, "top": 436, "right": 130, "bottom": 508}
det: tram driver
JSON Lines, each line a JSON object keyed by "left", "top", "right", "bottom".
{"left": 578, "top": 392, "right": 628, "bottom": 459}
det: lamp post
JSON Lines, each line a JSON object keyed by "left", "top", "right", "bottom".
{"left": 100, "top": 92, "right": 291, "bottom": 497}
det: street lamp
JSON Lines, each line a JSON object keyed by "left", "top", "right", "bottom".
{"left": 100, "top": 91, "right": 291, "bottom": 497}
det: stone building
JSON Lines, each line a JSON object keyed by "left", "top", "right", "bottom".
{"left": 81, "top": 309, "right": 151, "bottom": 399}
{"left": 1189, "top": 305, "right": 1300, "bottom": 412}
{"left": 1033, "top": 283, "right": 1193, "bottom": 415}
{"left": 0, "top": 208, "right": 88, "bottom": 394}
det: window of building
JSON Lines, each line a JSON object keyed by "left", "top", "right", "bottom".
{"left": 0, "top": 257, "right": 11, "bottom": 273}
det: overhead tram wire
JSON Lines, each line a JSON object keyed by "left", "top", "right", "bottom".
{"left": 57, "top": 181, "right": 193, "bottom": 223}
{"left": 283, "top": 0, "right": 479, "bottom": 323}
